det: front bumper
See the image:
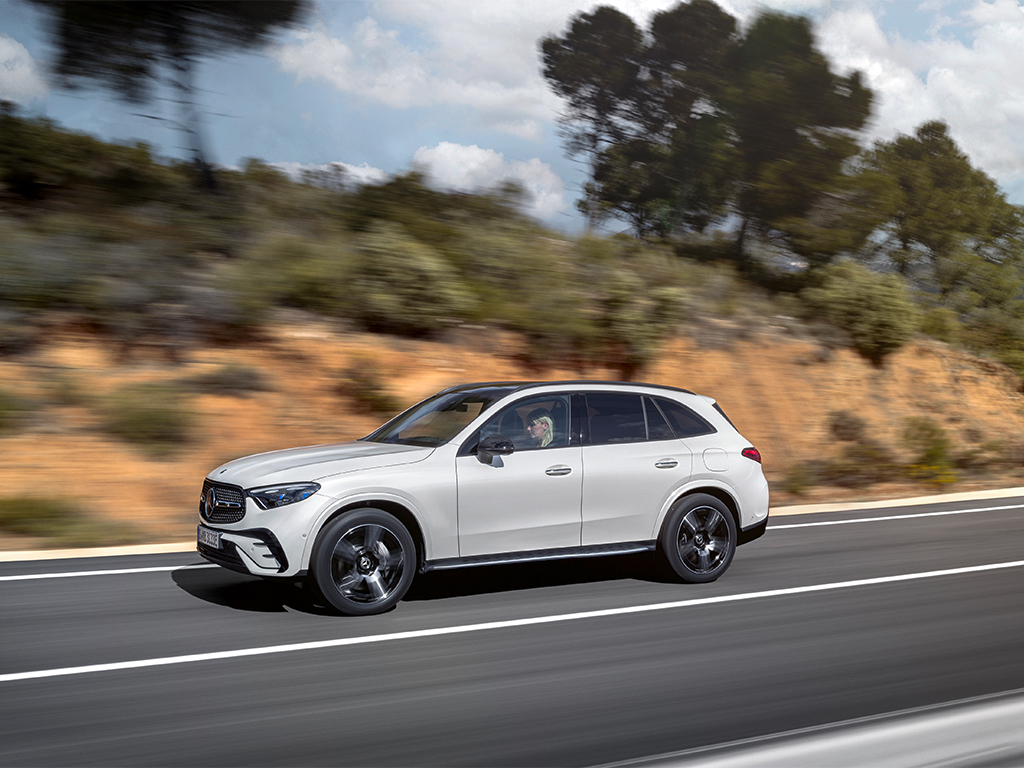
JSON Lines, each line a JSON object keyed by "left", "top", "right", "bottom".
{"left": 197, "top": 525, "right": 290, "bottom": 575}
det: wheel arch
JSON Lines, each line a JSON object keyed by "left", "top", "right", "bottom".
{"left": 659, "top": 485, "right": 741, "bottom": 539}
{"left": 311, "top": 499, "right": 426, "bottom": 572}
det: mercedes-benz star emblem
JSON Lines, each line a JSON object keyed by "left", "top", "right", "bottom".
{"left": 204, "top": 488, "right": 218, "bottom": 517}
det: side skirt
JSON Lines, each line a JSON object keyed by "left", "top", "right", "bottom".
{"left": 421, "top": 541, "right": 656, "bottom": 574}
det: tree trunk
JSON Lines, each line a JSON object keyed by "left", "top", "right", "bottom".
{"left": 164, "top": 11, "right": 216, "bottom": 191}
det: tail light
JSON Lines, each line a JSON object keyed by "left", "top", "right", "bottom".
{"left": 742, "top": 446, "right": 762, "bottom": 463}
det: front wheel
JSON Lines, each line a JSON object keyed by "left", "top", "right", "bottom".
{"left": 658, "top": 494, "right": 737, "bottom": 583}
{"left": 311, "top": 509, "right": 416, "bottom": 615}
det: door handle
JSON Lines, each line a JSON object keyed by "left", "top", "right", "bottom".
{"left": 655, "top": 459, "right": 678, "bottom": 469}
{"left": 545, "top": 466, "right": 572, "bottom": 476}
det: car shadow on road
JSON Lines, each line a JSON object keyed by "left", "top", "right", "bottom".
{"left": 405, "top": 553, "right": 667, "bottom": 602}
{"left": 173, "top": 554, "right": 670, "bottom": 614}
{"left": 172, "top": 566, "right": 332, "bottom": 615}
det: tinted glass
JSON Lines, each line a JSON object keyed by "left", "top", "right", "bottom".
{"left": 644, "top": 397, "right": 675, "bottom": 440}
{"left": 656, "top": 397, "right": 716, "bottom": 438}
{"left": 478, "top": 394, "right": 572, "bottom": 451}
{"left": 586, "top": 393, "right": 646, "bottom": 444}
{"left": 364, "top": 389, "right": 508, "bottom": 446}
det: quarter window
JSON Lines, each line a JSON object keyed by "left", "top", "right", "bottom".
{"left": 655, "top": 397, "right": 716, "bottom": 438}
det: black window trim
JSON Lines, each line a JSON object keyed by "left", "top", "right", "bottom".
{"left": 643, "top": 396, "right": 678, "bottom": 443}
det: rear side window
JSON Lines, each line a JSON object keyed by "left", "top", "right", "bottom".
{"left": 585, "top": 393, "right": 646, "bottom": 444}
{"left": 655, "top": 397, "right": 716, "bottom": 438}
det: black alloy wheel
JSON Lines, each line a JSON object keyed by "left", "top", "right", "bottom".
{"left": 659, "top": 493, "right": 737, "bottom": 583}
{"left": 312, "top": 509, "right": 416, "bottom": 615}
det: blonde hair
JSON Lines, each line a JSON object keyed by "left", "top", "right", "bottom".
{"left": 528, "top": 413, "right": 554, "bottom": 447}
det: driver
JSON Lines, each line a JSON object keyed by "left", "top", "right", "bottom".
{"left": 523, "top": 408, "right": 554, "bottom": 448}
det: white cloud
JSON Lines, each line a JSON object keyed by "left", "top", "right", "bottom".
{"left": 273, "top": 15, "right": 560, "bottom": 137}
{"left": 412, "top": 142, "right": 568, "bottom": 220}
{"left": 0, "top": 34, "right": 48, "bottom": 103}
{"left": 271, "top": 160, "right": 389, "bottom": 186}
{"left": 818, "top": 1, "right": 1024, "bottom": 188}
{"left": 271, "top": 0, "right": 1024, "bottom": 201}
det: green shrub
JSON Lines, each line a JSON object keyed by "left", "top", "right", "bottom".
{"left": 996, "top": 349, "right": 1024, "bottom": 381}
{"left": 456, "top": 226, "right": 595, "bottom": 369}
{"left": 902, "top": 416, "right": 958, "bottom": 486}
{"left": 0, "top": 497, "right": 139, "bottom": 546}
{"left": 230, "top": 232, "right": 352, "bottom": 316}
{"left": 335, "top": 358, "right": 402, "bottom": 418}
{"left": 46, "top": 373, "right": 90, "bottom": 407}
{"left": 347, "top": 221, "right": 474, "bottom": 335}
{"left": 920, "top": 307, "right": 960, "bottom": 344}
{"left": 802, "top": 262, "right": 919, "bottom": 365}
{"left": 0, "top": 388, "right": 29, "bottom": 433}
{"left": 962, "top": 307, "right": 1024, "bottom": 366}
{"left": 822, "top": 440, "right": 899, "bottom": 487}
{"left": 780, "top": 464, "right": 815, "bottom": 495}
{"left": 182, "top": 364, "right": 272, "bottom": 396}
{"left": 827, "top": 410, "right": 868, "bottom": 443}
{"left": 99, "top": 382, "right": 192, "bottom": 454}
{"left": 576, "top": 237, "right": 687, "bottom": 379}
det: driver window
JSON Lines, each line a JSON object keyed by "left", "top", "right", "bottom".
{"left": 478, "top": 395, "right": 571, "bottom": 451}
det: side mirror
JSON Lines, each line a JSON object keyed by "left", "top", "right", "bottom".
{"left": 477, "top": 434, "right": 515, "bottom": 465}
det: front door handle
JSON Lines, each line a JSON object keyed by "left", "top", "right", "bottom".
{"left": 545, "top": 465, "right": 572, "bottom": 476}
{"left": 655, "top": 459, "right": 679, "bottom": 469}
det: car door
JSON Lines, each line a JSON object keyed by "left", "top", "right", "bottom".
{"left": 580, "top": 392, "right": 693, "bottom": 545}
{"left": 455, "top": 393, "right": 582, "bottom": 557}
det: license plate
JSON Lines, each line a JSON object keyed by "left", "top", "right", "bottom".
{"left": 197, "top": 525, "right": 221, "bottom": 549}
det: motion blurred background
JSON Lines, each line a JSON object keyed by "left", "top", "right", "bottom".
{"left": 3, "top": 0, "right": 1024, "bottom": 549}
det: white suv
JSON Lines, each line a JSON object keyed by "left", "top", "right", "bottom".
{"left": 197, "top": 381, "right": 769, "bottom": 615}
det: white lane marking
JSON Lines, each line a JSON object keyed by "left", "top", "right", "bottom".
{"left": 770, "top": 503, "right": 1024, "bottom": 530}
{"left": 0, "top": 564, "right": 217, "bottom": 582}
{"left": 4, "top": 558, "right": 1024, "bottom": 684}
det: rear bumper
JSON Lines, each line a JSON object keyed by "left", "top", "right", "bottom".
{"left": 738, "top": 516, "right": 768, "bottom": 546}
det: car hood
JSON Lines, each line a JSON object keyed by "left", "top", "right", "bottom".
{"left": 207, "top": 441, "right": 434, "bottom": 489}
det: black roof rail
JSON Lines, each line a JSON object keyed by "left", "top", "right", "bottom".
{"left": 436, "top": 380, "right": 696, "bottom": 396}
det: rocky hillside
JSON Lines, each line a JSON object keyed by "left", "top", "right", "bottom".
{"left": 2, "top": 315, "right": 1023, "bottom": 549}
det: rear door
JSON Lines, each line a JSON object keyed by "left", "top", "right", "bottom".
{"left": 580, "top": 392, "right": 692, "bottom": 545}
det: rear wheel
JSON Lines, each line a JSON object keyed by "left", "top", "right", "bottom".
{"left": 658, "top": 494, "right": 736, "bottom": 583}
{"left": 312, "top": 509, "right": 416, "bottom": 615}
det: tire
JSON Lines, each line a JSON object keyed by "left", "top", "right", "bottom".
{"left": 311, "top": 509, "right": 416, "bottom": 616}
{"left": 658, "top": 494, "right": 737, "bottom": 583}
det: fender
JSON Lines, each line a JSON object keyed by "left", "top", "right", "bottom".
{"left": 299, "top": 488, "right": 438, "bottom": 572}
{"left": 649, "top": 477, "right": 742, "bottom": 540}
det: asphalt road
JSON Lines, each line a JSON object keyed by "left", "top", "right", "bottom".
{"left": 2, "top": 496, "right": 1024, "bottom": 767}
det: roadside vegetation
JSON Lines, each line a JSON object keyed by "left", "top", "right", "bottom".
{"left": 0, "top": 497, "right": 141, "bottom": 546}
{"left": 3, "top": 0, "right": 1024, "bottom": 518}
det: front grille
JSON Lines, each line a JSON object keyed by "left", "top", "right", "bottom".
{"left": 200, "top": 479, "right": 246, "bottom": 524}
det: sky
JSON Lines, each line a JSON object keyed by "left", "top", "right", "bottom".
{"left": 3, "top": 0, "right": 1024, "bottom": 232}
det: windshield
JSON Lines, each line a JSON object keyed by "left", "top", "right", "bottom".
{"left": 363, "top": 388, "right": 512, "bottom": 446}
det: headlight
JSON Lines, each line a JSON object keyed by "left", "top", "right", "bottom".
{"left": 248, "top": 483, "right": 321, "bottom": 509}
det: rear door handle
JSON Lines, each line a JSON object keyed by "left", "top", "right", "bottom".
{"left": 545, "top": 466, "right": 572, "bottom": 476}
{"left": 655, "top": 459, "right": 678, "bottom": 469}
